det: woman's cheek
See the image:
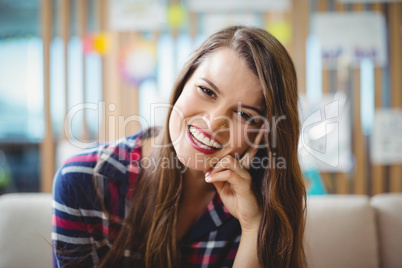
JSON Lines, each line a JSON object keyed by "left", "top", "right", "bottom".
{"left": 169, "top": 103, "right": 186, "bottom": 144}
{"left": 245, "top": 125, "right": 260, "bottom": 147}
{"left": 227, "top": 124, "right": 249, "bottom": 155}
{"left": 174, "top": 92, "right": 199, "bottom": 117}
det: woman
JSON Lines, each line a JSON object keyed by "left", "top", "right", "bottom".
{"left": 52, "top": 26, "right": 306, "bottom": 268}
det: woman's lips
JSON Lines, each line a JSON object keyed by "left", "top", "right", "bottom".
{"left": 186, "top": 125, "right": 223, "bottom": 154}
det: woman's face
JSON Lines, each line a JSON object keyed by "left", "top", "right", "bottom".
{"left": 169, "top": 48, "right": 265, "bottom": 171}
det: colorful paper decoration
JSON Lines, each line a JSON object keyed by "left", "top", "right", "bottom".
{"left": 118, "top": 38, "right": 157, "bottom": 87}
{"left": 267, "top": 20, "right": 292, "bottom": 45}
{"left": 311, "top": 12, "right": 387, "bottom": 68}
{"left": 371, "top": 109, "right": 402, "bottom": 164}
{"left": 94, "top": 33, "right": 109, "bottom": 56}
{"left": 167, "top": 4, "right": 186, "bottom": 29}
{"left": 83, "top": 33, "right": 109, "bottom": 56}
{"left": 83, "top": 35, "right": 94, "bottom": 54}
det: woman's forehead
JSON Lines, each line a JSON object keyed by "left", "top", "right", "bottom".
{"left": 193, "top": 48, "right": 264, "bottom": 108}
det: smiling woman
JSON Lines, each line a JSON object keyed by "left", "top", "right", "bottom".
{"left": 52, "top": 26, "right": 306, "bottom": 268}
{"left": 169, "top": 48, "right": 265, "bottom": 170}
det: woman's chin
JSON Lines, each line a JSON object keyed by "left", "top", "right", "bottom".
{"left": 176, "top": 153, "right": 216, "bottom": 171}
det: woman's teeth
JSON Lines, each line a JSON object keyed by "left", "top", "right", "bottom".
{"left": 189, "top": 126, "right": 222, "bottom": 149}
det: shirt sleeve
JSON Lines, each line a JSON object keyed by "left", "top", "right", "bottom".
{"left": 51, "top": 131, "right": 146, "bottom": 267}
{"left": 52, "top": 165, "right": 98, "bottom": 268}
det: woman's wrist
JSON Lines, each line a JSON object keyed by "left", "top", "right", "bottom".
{"left": 240, "top": 212, "right": 261, "bottom": 233}
{"left": 234, "top": 224, "right": 260, "bottom": 268}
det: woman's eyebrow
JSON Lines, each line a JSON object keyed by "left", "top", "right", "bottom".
{"left": 241, "top": 104, "right": 264, "bottom": 115}
{"left": 202, "top": 77, "right": 264, "bottom": 114}
{"left": 201, "top": 78, "right": 222, "bottom": 95}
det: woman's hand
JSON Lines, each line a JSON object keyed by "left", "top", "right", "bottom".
{"left": 204, "top": 125, "right": 265, "bottom": 231}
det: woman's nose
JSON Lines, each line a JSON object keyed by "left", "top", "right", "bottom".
{"left": 204, "top": 113, "right": 230, "bottom": 132}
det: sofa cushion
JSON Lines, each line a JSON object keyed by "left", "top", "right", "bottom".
{"left": 371, "top": 193, "right": 402, "bottom": 268}
{"left": 305, "top": 195, "right": 379, "bottom": 268}
{"left": 0, "top": 193, "right": 52, "bottom": 268}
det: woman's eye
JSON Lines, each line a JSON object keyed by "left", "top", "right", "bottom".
{"left": 199, "top": 86, "right": 216, "bottom": 99}
{"left": 237, "top": 111, "right": 256, "bottom": 124}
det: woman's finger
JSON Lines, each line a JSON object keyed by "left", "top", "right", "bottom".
{"left": 206, "top": 155, "right": 250, "bottom": 181}
{"left": 205, "top": 168, "right": 253, "bottom": 200}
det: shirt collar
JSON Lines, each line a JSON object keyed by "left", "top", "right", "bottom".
{"left": 94, "top": 131, "right": 143, "bottom": 181}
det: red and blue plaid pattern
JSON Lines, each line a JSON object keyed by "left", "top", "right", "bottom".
{"left": 52, "top": 130, "right": 241, "bottom": 267}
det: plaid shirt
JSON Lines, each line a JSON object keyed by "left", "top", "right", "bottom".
{"left": 52, "top": 130, "right": 241, "bottom": 267}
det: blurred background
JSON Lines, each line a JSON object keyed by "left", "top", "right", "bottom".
{"left": 0, "top": 0, "right": 400, "bottom": 196}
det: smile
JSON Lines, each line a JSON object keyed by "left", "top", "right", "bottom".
{"left": 187, "top": 125, "right": 223, "bottom": 153}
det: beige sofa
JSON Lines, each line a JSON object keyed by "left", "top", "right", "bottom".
{"left": 0, "top": 193, "right": 401, "bottom": 268}
{"left": 305, "top": 194, "right": 402, "bottom": 268}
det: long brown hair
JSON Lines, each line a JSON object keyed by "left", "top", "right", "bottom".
{"left": 99, "top": 26, "right": 306, "bottom": 268}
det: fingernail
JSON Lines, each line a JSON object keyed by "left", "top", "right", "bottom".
{"left": 205, "top": 175, "right": 212, "bottom": 182}
{"left": 205, "top": 172, "right": 210, "bottom": 177}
